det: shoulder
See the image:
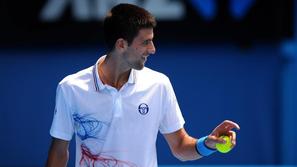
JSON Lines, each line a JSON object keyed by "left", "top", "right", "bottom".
{"left": 58, "top": 66, "right": 94, "bottom": 90}
{"left": 136, "top": 67, "right": 171, "bottom": 86}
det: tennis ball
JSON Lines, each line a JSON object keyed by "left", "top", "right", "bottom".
{"left": 215, "top": 136, "right": 232, "bottom": 153}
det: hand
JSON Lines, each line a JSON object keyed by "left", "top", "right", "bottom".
{"left": 205, "top": 120, "right": 240, "bottom": 150}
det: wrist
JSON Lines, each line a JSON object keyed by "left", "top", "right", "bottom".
{"left": 204, "top": 137, "right": 216, "bottom": 150}
{"left": 195, "top": 136, "right": 217, "bottom": 157}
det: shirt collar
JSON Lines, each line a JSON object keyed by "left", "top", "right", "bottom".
{"left": 92, "top": 55, "right": 137, "bottom": 92}
{"left": 127, "top": 68, "right": 137, "bottom": 84}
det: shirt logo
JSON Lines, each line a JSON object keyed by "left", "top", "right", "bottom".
{"left": 138, "top": 103, "right": 149, "bottom": 115}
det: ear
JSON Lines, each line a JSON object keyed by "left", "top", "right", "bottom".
{"left": 115, "top": 38, "right": 128, "bottom": 51}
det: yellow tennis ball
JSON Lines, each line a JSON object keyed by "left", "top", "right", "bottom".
{"left": 215, "top": 136, "right": 232, "bottom": 153}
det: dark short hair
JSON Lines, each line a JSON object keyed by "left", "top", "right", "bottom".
{"left": 103, "top": 3, "right": 157, "bottom": 52}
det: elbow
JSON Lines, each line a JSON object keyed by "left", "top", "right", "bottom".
{"left": 171, "top": 148, "right": 193, "bottom": 162}
{"left": 172, "top": 151, "right": 187, "bottom": 161}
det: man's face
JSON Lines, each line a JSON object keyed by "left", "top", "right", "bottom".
{"left": 122, "top": 28, "right": 156, "bottom": 70}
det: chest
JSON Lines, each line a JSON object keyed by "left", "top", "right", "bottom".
{"left": 71, "top": 87, "right": 164, "bottom": 138}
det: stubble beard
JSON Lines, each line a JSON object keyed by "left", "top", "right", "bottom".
{"left": 133, "top": 58, "right": 146, "bottom": 70}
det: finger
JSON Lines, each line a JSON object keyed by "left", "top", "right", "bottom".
{"left": 223, "top": 120, "right": 240, "bottom": 130}
{"left": 220, "top": 120, "right": 240, "bottom": 131}
{"left": 227, "top": 131, "right": 236, "bottom": 146}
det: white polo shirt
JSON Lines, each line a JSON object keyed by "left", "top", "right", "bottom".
{"left": 50, "top": 56, "right": 185, "bottom": 167}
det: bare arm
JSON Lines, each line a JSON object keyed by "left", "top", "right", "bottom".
{"left": 46, "top": 138, "right": 70, "bottom": 167}
{"left": 164, "top": 120, "right": 240, "bottom": 161}
{"left": 164, "top": 128, "right": 201, "bottom": 161}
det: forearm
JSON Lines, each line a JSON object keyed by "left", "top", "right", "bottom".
{"left": 165, "top": 128, "right": 218, "bottom": 161}
{"left": 172, "top": 135, "right": 202, "bottom": 161}
{"left": 46, "top": 138, "right": 70, "bottom": 167}
{"left": 46, "top": 149, "right": 69, "bottom": 167}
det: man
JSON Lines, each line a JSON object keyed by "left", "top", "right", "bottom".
{"left": 46, "top": 3, "right": 240, "bottom": 167}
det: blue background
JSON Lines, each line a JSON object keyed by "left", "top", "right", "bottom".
{"left": 0, "top": 1, "right": 297, "bottom": 167}
{"left": 0, "top": 43, "right": 294, "bottom": 166}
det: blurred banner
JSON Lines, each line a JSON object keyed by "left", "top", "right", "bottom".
{"left": 0, "top": 0, "right": 293, "bottom": 45}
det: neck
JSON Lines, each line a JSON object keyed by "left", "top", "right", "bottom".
{"left": 98, "top": 54, "right": 131, "bottom": 90}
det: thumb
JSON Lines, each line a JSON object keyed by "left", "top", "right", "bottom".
{"left": 208, "top": 135, "right": 226, "bottom": 144}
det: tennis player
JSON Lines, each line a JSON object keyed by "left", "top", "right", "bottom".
{"left": 46, "top": 3, "right": 240, "bottom": 167}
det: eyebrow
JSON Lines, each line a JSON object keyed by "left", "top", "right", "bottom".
{"left": 143, "top": 38, "right": 153, "bottom": 42}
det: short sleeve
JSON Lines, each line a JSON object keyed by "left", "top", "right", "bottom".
{"left": 49, "top": 83, "right": 74, "bottom": 141}
{"left": 159, "top": 78, "right": 185, "bottom": 134}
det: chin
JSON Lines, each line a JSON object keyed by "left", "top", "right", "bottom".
{"left": 134, "top": 66, "right": 144, "bottom": 70}
{"left": 133, "top": 64, "right": 145, "bottom": 70}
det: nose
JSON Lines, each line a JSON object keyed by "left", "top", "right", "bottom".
{"left": 148, "top": 41, "right": 156, "bottom": 55}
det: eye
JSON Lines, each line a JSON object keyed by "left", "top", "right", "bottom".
{"left": 143, "top": 40, "right": 151, "bottom": 46}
